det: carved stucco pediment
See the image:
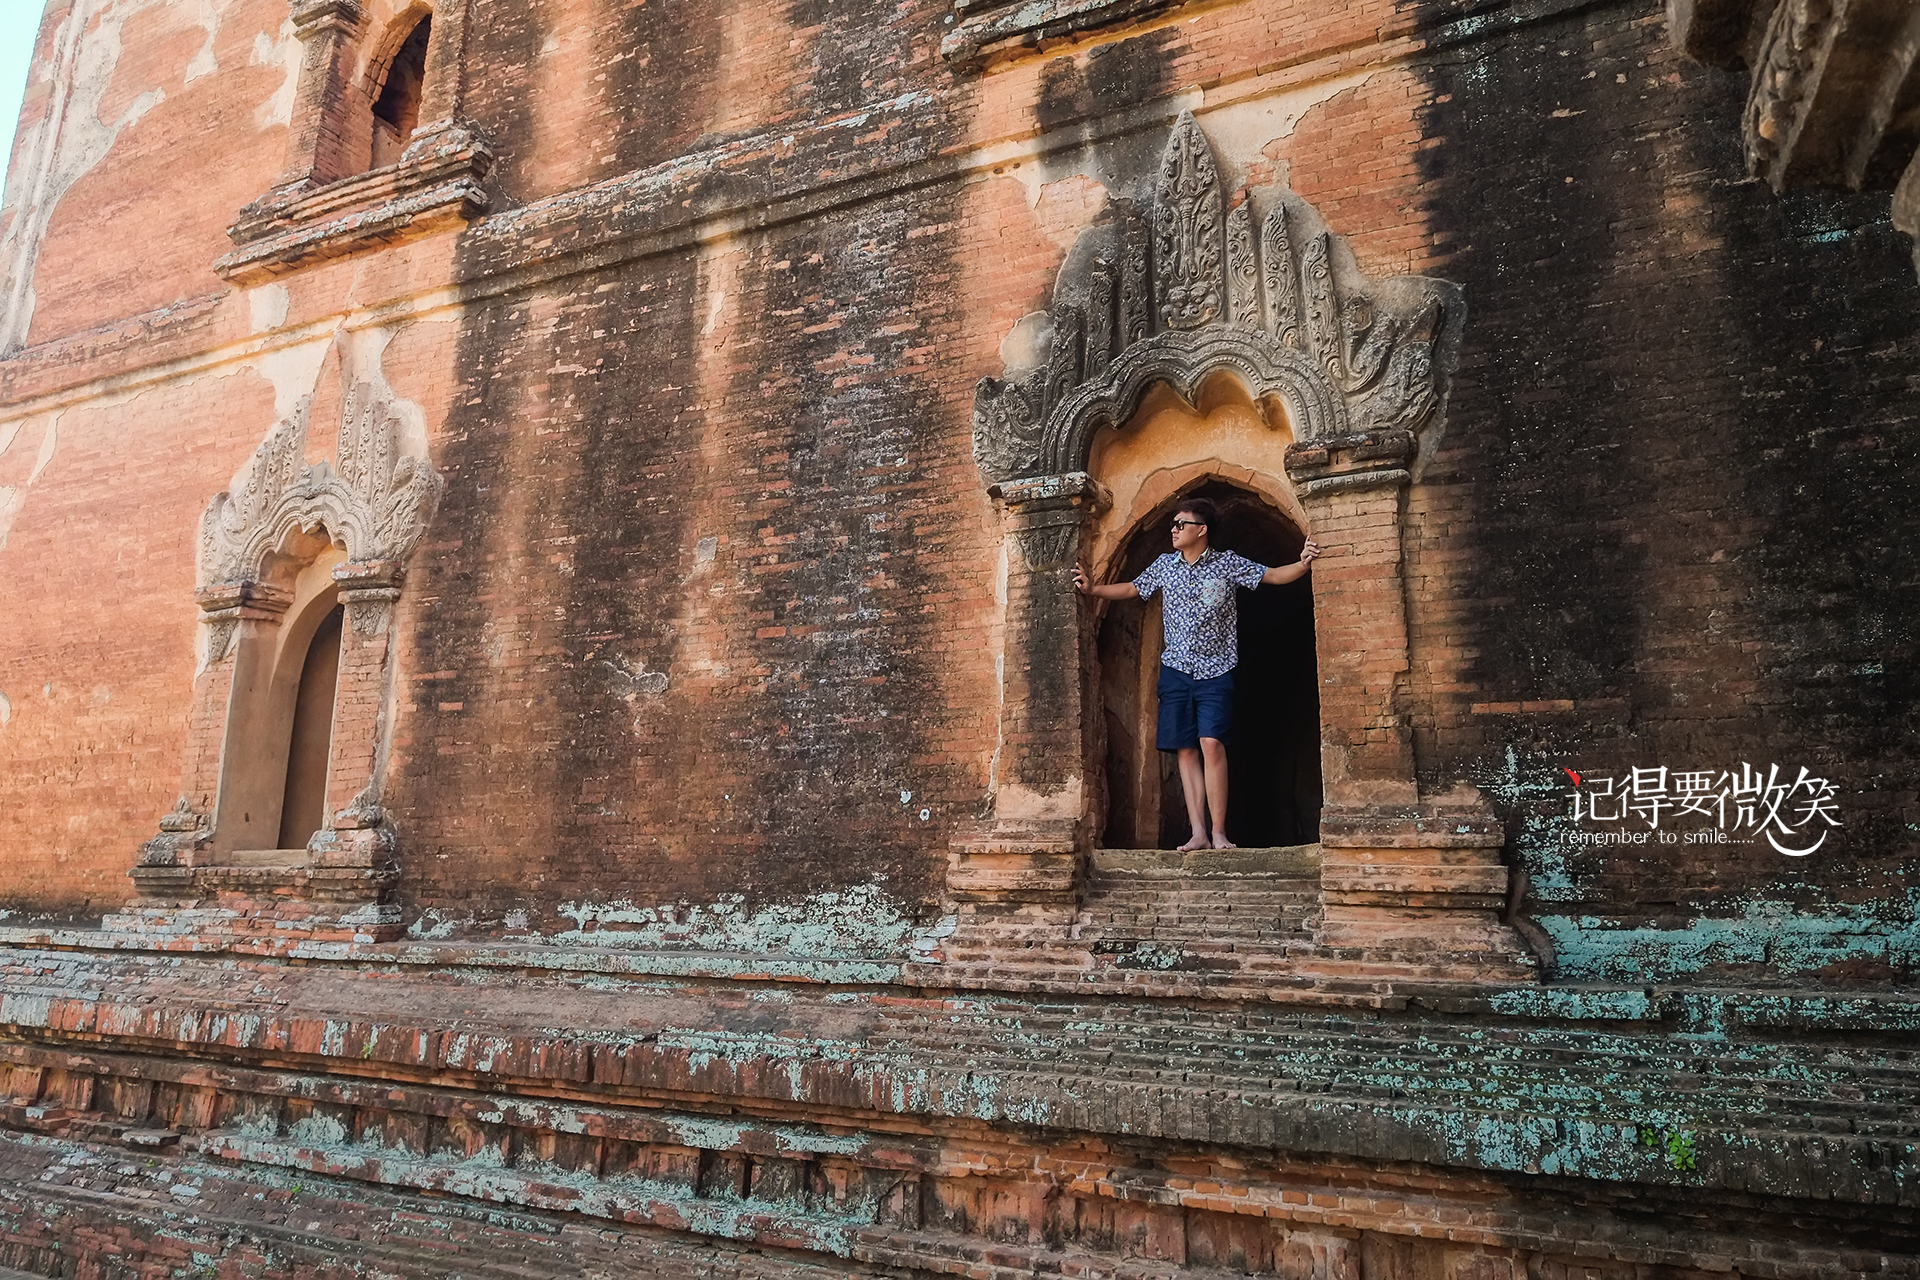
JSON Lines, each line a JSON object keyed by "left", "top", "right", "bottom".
{"left": 974, "top": 112, "right": 1464, "bottom": 487}
{"left": 1673, "top": 0, "right": 1920, "bottom": 277}
{"left": 198, "top": 379, "right": 443, "bottom": 658}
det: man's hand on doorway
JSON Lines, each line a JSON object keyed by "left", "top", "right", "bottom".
{"left": 1072, "top": 563, "right": 1140, "bottom": 601}
{"left": 1259, "top": 540, "right": 1322, "bottom": 586}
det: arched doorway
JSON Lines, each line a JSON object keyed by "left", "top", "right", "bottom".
{"left": 277, "top": 601, "right": 345, "bottom": 850}
{"left": 1098, "top": 480, "right": 1321, "bottom": 849}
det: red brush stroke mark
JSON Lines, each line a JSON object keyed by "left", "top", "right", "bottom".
{"left": 1562, "top": 768, "right": 1582, "bottom": 787}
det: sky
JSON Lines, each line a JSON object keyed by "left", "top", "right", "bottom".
{"left": 0, "top": 0, "right": 42, "bottom": 207}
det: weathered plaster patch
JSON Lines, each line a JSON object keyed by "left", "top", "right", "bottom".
{"left": 0, "top": 0, "right": 166, "bottom": 353}
{"left": 244, "top": 338, "right": 331, "bottom": 431}
{"left": 1538, "top": 892, "right": 1920, "bottom": 983}
{"left": 0, "top": 692, "right": 11, "bottom": 724}
{"left": 406, "top": 908, "right": 479, "bottom": 939}
{"left": 184, "top": 0, "right": 224, "bottom": 82}
{"left": 549, "top": 882, "right": 919, "bottom": 958}
{"left": 248, "top": 283, "right": 289, "bottom": 334}
{"left": 251, "top": 20, "right": 299, "bottom": 129}
{"left": 0, "top": 413, "right": 58, "bottom": 550}
{"left": 1198, "top": 71, "right": 1378, "bottom": 193}
{"left": 998, "top": 311, "right": 1054, "bottom": 379}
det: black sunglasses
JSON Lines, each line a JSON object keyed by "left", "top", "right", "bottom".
{"left": 1170, "top": 519, "right": 1207, "bottom": 530}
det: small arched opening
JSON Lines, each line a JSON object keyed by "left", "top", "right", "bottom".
{"left": 277, "top": 601, "right": 345, "bottom": 849}
{"left": 369, "top": 14, "right": 432, "bottom": 170}
{"left": 1097, "top": 480, "right": 1321, "bottom": 849}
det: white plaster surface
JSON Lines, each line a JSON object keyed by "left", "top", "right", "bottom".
{"left": 0, "top": 0, "right": 166, "bottom": 354}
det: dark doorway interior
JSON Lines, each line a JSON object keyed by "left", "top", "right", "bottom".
{"left": 278, "top": 603, "right": 345, "bottom": 850}
{"left": 370, "top": 16, "right": 431, "bottom": 169}
{"left": 1098, "top": 480, "right": 1322, "bottom": 849}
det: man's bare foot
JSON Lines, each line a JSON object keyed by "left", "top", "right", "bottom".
{"left": 1211, "top": 833, "right": 1237, "bottom": 850}
{"left": 1177, "top": 834, "right": 1209, "bottom": 852}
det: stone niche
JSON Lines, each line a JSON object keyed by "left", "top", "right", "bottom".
{"left": 1670, "top": 0, "right": 1920, "bottom": 275}
{"left": 126, "top": 349, "right": 442, "bottom": 943}
{"left": 214, "top": 0, "right": 492, "bottom": 286}
{"left": 954, "top": 112, "right": 1536, "bottom": 981}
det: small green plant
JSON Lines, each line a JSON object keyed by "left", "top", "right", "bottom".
{"left": 1635, "top": 1123, "right": 1697, "bottom": 1171}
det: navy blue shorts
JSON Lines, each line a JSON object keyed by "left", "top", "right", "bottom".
{"left": 1156, "top": 665, "right": 1234, "bottom": 750}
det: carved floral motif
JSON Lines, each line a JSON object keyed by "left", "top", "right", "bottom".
{"left": 1154, "top": 114, "right": 1226, "bottom": 330}
{"left": 973, "top": 112, "right": 1462, "bottom": 485}
{"left": 198, "top": 379, "right": 444, "bottom": 661}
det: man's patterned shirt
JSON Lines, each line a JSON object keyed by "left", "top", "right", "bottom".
{"left": 1131, "top": 547, "right": 1268, "bottom": 679}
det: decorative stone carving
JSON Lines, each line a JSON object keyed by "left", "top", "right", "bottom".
{"left": 1744, "top": 0, "right": 1837, "bottom": 184}
{"left": 199, "top": 382, "right": 444, "bottom": 607}
{"left": 1154, "top": 113, "right": 1226, "bottom": 331}
{"left": 990, "top": 472, "right": 1109, "bottom": 570}
{"left": 1671, "top": 0, "right": 1920, "bottom": 277}
{"left": 973, "top": 112, "right": 1463, "bottom": 488}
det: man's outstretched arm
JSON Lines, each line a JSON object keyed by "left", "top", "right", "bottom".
{"left": 1260, "top": 540, "right": 1322, "bottom": 586}
{"left": 1072, "top": 563, "right": 1139, "bottom": 600}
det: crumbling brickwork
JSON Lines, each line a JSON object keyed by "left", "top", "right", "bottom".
{"left": 0, "top": 0, "right": 1916, "bottom": 1272}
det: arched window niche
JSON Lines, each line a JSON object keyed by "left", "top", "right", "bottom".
{"left": 214, "top": 0, "right": 491, "bottom": 287}
{"left": 368, "top": 12, "right": 432, "bottom": 171}
{"left": 1081, "top": 379, "right": 1321, "bottom": 851}
{"left": 131, "top": 374, "right": 442, "bottom": 940}
{"left": 207, "top": 530, "right": 349, "bottom": 861}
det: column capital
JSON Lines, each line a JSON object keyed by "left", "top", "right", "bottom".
{"left": 991, "top": 472, "right": 1109, "bottom": 569}
{"left": 1284, "top": 430, "right": 1415, "bottom": 498}
{"left": 289, "top": 0, "right": 365, "bottom": 40}
{"left": 195, "top": 580, "right": 294, "bottom": 619}
{"left": 988, "top": 470, "right": 1110, "bottom": 512}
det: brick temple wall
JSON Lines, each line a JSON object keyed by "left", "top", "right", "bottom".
{"left": 1, "top": 0, "right": 1919, "bottom": 1270}
{"left": 0, "top": 0, "right": 1913, "bottom": 1029}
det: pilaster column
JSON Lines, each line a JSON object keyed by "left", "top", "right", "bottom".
{"left": 410, "top": 0, "right": 475, "bottom": 140}
{"left": 1286, "top": 434, "right": 1533, "bottom": 978}
{"left": 132, "top": 582, "right": 292, "bottom": 892}
{"left": 1285, "top": 430, "right": 1418, "bottom": 808}
{"left": 280, "top": 0, "right": 367, "bottom": 188}
{"left": 307, "top": 560, "right": 402, "bottom": 876}
{"left": 947, "top": 472, "right": 1108, "bottom": 901}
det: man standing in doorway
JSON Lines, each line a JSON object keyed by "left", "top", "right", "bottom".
{"left": 1073, "top": 498, "right": 1320, "bottom": 851}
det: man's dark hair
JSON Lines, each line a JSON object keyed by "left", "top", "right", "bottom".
{"left": 1174, "top": 497, "right": 1219, "bottom": 531}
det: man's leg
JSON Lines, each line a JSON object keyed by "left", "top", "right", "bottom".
{"left": 1176, "top": 747, "right": 1209, "bottom": 851}
{"left": 1200, "top": 737, "right": 1232, "bottom": 849}
{"left": 1193, "top": 672, "right": 1236, "bottom": 849}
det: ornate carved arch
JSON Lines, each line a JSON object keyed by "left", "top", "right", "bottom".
{"left": 972, "top": 111, "right": 1460, "bottom": 493}
{"left": 131, "top": 371, "right": 443, "bottom": 943}
{"left": 951, "top": 113, "right": 1533, "bottom": 986}
{"left": 1043, "top": 328, "right": 1346, "bottom": 475}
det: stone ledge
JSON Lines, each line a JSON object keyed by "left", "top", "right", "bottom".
{"left": 940, "top": 0, "right": 1190, "bottom": 66}
{"left": 213, "top": 123, "right": 494, "bottom": 286}
{"left": 4, "top": 963, "right": 1920, "bottom": 1212}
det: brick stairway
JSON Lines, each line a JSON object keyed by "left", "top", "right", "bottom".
{"left": 906, "top": 845, "right": 1344, "bottom": 1000}
{"left": 905, "top": 844, "right": 1537, "bottom": 998}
